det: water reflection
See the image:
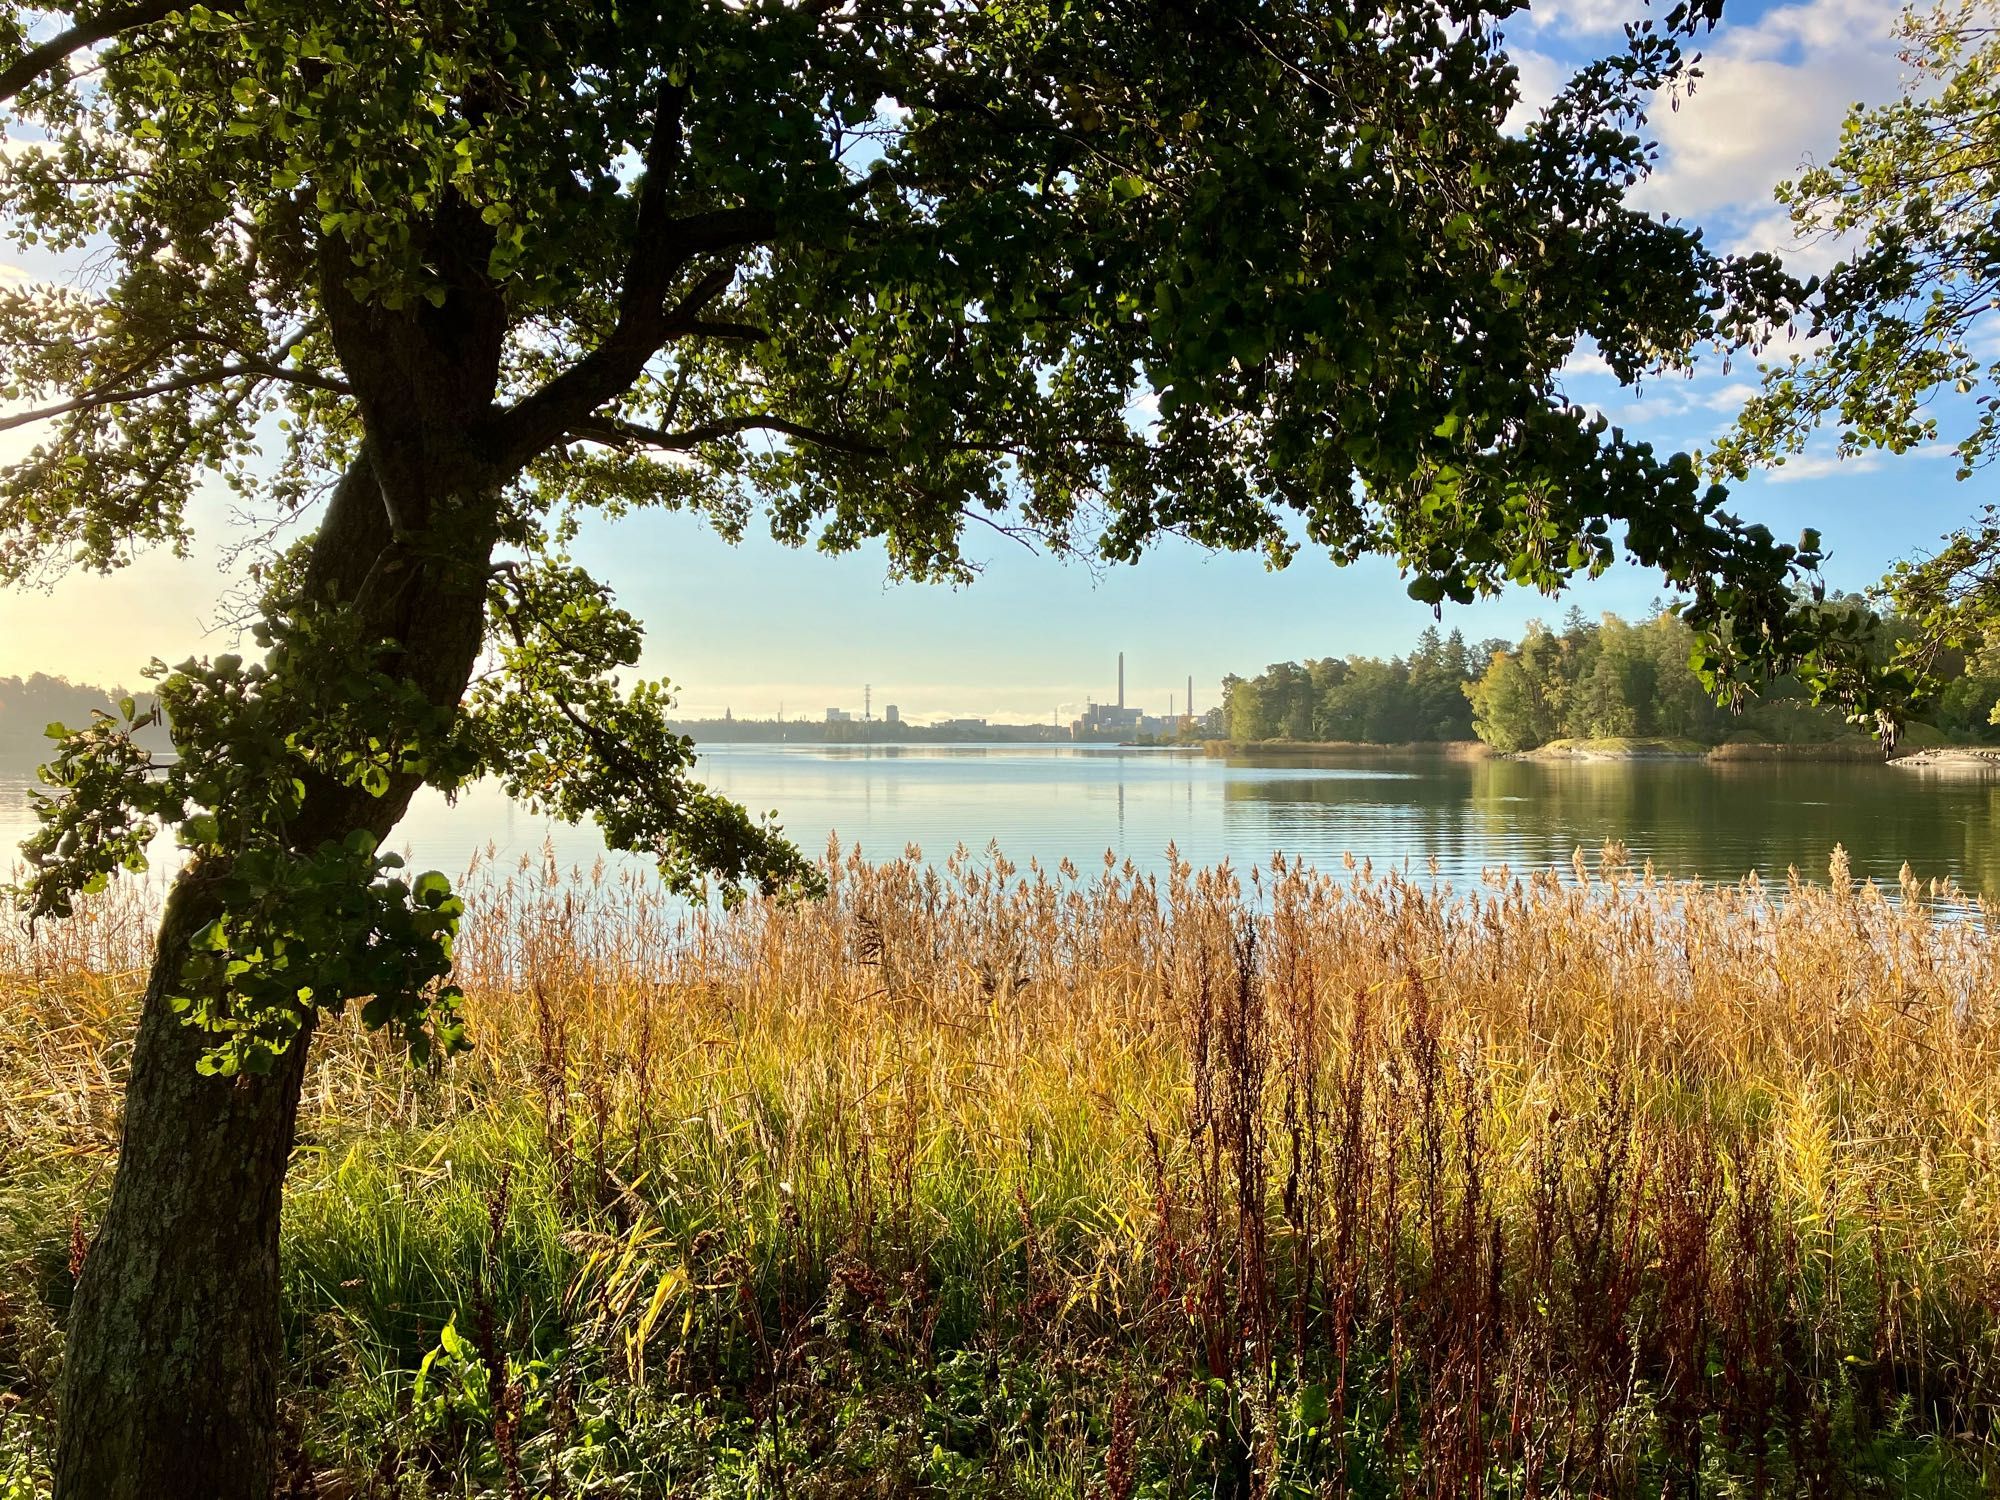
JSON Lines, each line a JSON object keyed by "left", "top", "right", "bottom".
{"left": 1223, "top": 754, "right": 2000, "bottom": 896}
{"left": 3, "top": 746, "right": 1994, "bottom": 901}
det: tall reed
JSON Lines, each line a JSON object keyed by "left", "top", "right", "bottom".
{"left": 2, "top": 840, "right": 1997, "bottom": 1494}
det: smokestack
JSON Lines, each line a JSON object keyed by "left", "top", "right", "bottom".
{"left": 1118, "top": 651, "right": 1125, "bottom": 710}
{"left": 1187, "top": 674, "right": 1193, "bottom": 719}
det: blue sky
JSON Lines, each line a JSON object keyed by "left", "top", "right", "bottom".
{"left": 0, "top": 0, "right": 1947, "bottom": 721}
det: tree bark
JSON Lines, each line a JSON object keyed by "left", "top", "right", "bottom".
{"left": 53, "top": 433, "right": 502, "bottom": 1497}
{"left": 52, "top": 875, "right": 314, "bottom": 1500}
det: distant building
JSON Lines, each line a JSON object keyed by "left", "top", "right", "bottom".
{"left": 826, "top": 707, "right": 852, "bottom": 723}
{"left": 884, "top": 704, "right": 901, "bottom": 725}
{"left": 936, "top": 717, "right": 987, "bottom": 731}
{"left": 1071, "top": 702, "right": 1144, "bottom": 739}
{"left": 1070, "top": 649, "right": 1150, "bottom": 739}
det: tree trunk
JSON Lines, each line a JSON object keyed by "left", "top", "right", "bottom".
{"left": 53, "top": 874, "right": 315, "bottom": 1499}
{"left": 51, "top": 437, "right": 501, "bottom": 1497}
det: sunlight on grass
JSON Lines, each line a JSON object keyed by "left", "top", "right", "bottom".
{"left": 4, "top": 841, "right": 1999, "bottom": 1494}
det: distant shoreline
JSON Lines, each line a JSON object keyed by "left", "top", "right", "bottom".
{"left": 1884, "top": 746, "right": 2000, "bottom": 772}
{"left": 1199, "top": 736, "right": 1998, "bottom": 767}
{"left": 1521, "top": 737, "right": 1886, "bottom": 764}
{"left": 1204, "top": 739, "right": 1495, "bottom": 758}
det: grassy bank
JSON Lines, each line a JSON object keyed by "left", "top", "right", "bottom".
{"left": 4, "top": 845, "right": 2000, "bottom": 1495}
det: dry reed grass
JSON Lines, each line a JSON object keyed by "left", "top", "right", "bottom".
{"left": 2, "top": 839, "right": 1998, "bottom": 1493}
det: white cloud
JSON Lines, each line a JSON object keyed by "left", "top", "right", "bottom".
{"left": 1520, "top": 0, "right": 1642, "bottom": 36}
{"left": 1763, "top": 444, "right": 1951, "bottom": 483}
{"left": 1728, "top": 207, "right": 1860, "bottom": 277}
{"left": 1561, "top": 348, "right": 1615, "bottom": 380}
{"left": 1504, "top": 47, "right": 1567, "bottom": 133}
{"left": 1630, "top": 0, "right": 1905, "bottom": 220}
{"left": 1764, "top": 452, "right": 1882, "bottom": 482}
{"left": 1696, "top": 381, "right": 1762, "bottom": 412}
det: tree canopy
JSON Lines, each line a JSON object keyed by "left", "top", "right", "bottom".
{"left": 1461, "top": 605, "right": 1914, "bottom": 753}
{"left": 1223, "top": 627, "right": 1496, "bottom": 744}
{"left": 0, "top": 1, "right": 1869, "bottom": 1489}
{"left": 1712, "top": 0, "right": 2000, "bottom": 727}
{"left": 0, "top": 0, "right": 1832, "bottom": 1054}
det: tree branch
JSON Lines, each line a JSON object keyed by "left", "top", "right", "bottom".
{"left": 0, "top": 360, "right": 351, "bottom": 433}
{"left": 618, "top": 79, "right": 689, "bottom": 324}
{"left": 0, "top": 0, "right": 232, "bottom": 105}
{"left": 494, "top": 222, "right": 775, "bottom": 468}
{"left": 674, "top": 319, "right": 769, "bottom": 342}
{"left": 570, "top": 412, "right": 889, "bottom": 460}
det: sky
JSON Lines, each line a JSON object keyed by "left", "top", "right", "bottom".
{"left": 0, "top": 0, "right": 1951, "bottom": 723}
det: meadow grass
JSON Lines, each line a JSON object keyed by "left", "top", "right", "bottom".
{"left": 4, "top": 840, "right": 2000, "bottom": 1495}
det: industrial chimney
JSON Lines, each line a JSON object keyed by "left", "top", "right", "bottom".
{"left": 1118, "top": 651, "right": 1125, "bottom": 710}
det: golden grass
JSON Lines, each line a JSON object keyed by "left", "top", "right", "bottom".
{"left": 5, "top": 838, "right": 2000, "bottom": 1489}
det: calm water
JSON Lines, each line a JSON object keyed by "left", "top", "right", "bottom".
{"left": 4, "top": 744, "right": 1998, "bottom": 903}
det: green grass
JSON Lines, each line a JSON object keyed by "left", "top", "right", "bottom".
{"left": 5, "top": 852, "right": 2000, "bottom": 1495}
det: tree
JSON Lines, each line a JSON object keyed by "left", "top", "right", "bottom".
{"left": 1466, "top": 644, "right": 1548, "bottom": 752}
{"left": 1711, "top": 0, "right": 2000, "bottom": 725}
{"left": 0, "top": 1, "right": 1817, "bottom": 1491}
{"left": 1576, "top": 649, "right": 1640, "bottom": 737}
{"left": 1223, "top": 672, "right": 1271, "bottom": 742}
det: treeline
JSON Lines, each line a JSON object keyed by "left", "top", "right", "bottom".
{"left": 1224, "top": 607, "right": 2000, "bottom": 752}
{"left": 0, "top": 674, "right": 157, "bottom": 753}
{"left": 1467, "top": 610, "right": 1729, "bottom": 751}
{"left": 1470, "top": 607, "right": 2000, "bottom": 751}
{"left": 1223, "top": 627, "right": 1503, "bottom": 743}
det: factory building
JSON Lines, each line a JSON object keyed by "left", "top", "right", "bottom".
{"left": 1070, "top": 651, "right": 1183, "bottom": 740}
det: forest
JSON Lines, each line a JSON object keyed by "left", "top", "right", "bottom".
{"left": 1221, "top": 607, "right": 2000, "bottom": 751}
{"left": 0, "top": 675, "right": 151, "bottom": 754}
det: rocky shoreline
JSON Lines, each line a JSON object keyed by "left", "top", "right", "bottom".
{"left": 1885, "top": 746, "right": 2000, "bottom": 771}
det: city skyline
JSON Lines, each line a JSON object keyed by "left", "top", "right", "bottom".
{"left": 692, "top": 649, "right": 1208, "bottom": 728}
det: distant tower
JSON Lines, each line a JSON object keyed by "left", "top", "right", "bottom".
{"left": 885, "top": 703, "right": 900, "bottom": 725}
{"left": 865, "top": 684, "right": 872, "bottom": 722}
{"left": 1187, "top": 674, "right": 1194, "bottom": 719}
{"left": 1118, "top": 651, "right": 1125, "bottom": 710}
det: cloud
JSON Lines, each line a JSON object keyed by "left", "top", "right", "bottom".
{"left": 1519, "top": 0, "right": 1642, "bottom": 36}
{"left": 1728, "top": 207, "right": 1860, "bottom": 277}
{"left": 1763, "top": 451, "right": 1888, "bottom": 483}
{"left": 1696, "top": 381, "right": 1762, "bottom": 413}
{"left": 1504, "top": 47, "right": 1566, "bottom": 133}
{"left": 1763, "top": 444, "right": 1951, "bottom": 483}
{"left": 1629, "top": 0, "right": 1905, "bottom": 220}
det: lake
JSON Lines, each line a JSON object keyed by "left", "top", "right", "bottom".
{"left": 3, "top": 743, "right": 1997, "bottom": 905}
